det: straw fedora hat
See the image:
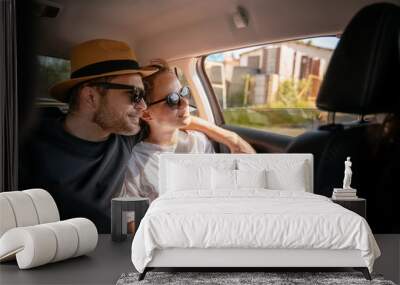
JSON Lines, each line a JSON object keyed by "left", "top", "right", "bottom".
{"left": 50, "top": 39, "right": 158, "bottom": 102}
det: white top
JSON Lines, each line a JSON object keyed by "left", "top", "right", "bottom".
{"left": 120, "top": 130, "right": 214, "bottom": 202}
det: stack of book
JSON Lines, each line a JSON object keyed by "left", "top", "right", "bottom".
{"left": 332, "top": 188, "right": 358, "bottom": 200}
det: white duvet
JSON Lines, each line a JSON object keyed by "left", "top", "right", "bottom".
{"left": 131, "top": 190, "right": 380, "bottom": 273}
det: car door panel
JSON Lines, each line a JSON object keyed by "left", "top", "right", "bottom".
{"left": 221, "top": 124, "right": 293, "bottom": 153}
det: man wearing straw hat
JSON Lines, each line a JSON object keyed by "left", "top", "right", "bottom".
{"left": 20, "top": 39, "right": 254, "bottom": 233}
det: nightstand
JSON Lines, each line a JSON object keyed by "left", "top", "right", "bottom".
{"left": 111, "top": 197, "right": 149, "bottom": 241}
{"left": 331, "top": 198, "right": 366, "bottom": 219}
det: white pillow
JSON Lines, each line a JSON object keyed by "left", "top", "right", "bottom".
{"left": 167, "top": 163, "right": 211, "bottom": 191}
{"left": 211, "top": 169, "right": 268, "bottom": 190}
{"left": 266, "top": 162, "right": 307, "bottom": 191}
{"left": 236, "top": 169, "right": 267, "bottom": 188}
{"left": 212, "top": 168, "right": 237, "bottom": 190}
{"left": 237, "top": 159, "right": 309, "bottom": 192}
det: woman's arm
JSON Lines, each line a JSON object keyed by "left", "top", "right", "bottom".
{"left": 182, "top": 116, "right": 256, "bottom": 154}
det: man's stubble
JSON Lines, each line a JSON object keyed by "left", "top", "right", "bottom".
{"left": 93, "top": 98, "right": 141, "bottom": 136}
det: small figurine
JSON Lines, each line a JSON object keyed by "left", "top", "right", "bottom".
{"left": 343, "top": 157, "right": 353, "bottom": 189}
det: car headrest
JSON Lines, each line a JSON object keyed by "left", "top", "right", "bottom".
{"left": 38, "top": 106, "right": 65, "bottom": 119}
{"left": 316, "top": 3, "right": 400, "bottom": 115}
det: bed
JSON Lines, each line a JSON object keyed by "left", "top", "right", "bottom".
{"left": 131, "top": 154, "right": 380, "bottom": 280}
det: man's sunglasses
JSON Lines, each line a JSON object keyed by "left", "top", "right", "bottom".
{"left": 88, "top": 82, "right": 145, "bottom": 104}
{"left": 147, "top": 86, "right": 195, "bottom": 108}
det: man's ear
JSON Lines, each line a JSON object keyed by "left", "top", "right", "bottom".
{"left": 80, "top": 86, "right": 99, "bottom": 110}
{"left": 141, "top": 110, "right": 152, "bottom": 122}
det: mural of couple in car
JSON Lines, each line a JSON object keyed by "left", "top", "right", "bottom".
{"left": 20, "top": 38, "right": 255, "bottom": 233}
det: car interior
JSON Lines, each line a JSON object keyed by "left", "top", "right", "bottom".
{"left": 1, "top": 0, "right": 400, "bottom": 284}
{"left": 25, "top": 0, "right": 400, "bottom": 233}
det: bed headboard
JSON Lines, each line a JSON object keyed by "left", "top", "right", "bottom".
{"left": 159, "top": 154, "right": 313, "bottom": 194}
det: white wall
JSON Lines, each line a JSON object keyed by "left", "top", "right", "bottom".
{"left": 285, "top": 42, "right": 333, "bottom": 76}
{"left": 240, "top": 49, "right": 263, "bottom": 69}
{"left": 278, "top": 45, "right": 295, "bottom": 79}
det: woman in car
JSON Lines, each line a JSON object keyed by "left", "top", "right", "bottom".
{"left": 120, "top": 60, "right": 255, "bottom": 203}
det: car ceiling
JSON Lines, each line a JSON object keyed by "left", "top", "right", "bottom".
{"left": 35, "top": 0, "right": 400, "bottom": 64}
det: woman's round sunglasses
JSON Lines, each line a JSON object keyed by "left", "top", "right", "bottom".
{"left": 88, "top": 82, "right": 145, "bottom": 104}
{"left": 147, "top": 86, "right": 194, "bottom": 108}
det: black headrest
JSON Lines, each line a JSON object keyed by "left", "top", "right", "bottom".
{"left": 38, "top": 106, "right": 65, "bottom": 119}
{"left": 317, "top": 3, "right": 400, "bottom": 115}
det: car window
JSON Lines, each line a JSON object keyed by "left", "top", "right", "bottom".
{"left": 204, "top": 36, "right": 359, "bottom": 137}
{"left": 36, "top": 56, "right": 70, "bottom": 99}
{"left": 174, "top": 66, "right": 199, "bottom": 116}
{"left": 36, "top": 55, "right": 70, "bottom": 109}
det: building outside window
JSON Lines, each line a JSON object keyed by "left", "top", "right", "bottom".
{"left": 204, "top": 36, "right": 359, "bottom": 137}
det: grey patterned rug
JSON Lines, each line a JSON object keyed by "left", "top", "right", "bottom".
{"left": 116, "top": 272, "right": 396, "bottom": 285}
